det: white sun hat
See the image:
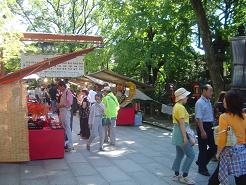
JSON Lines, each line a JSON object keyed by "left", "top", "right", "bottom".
{"left": 101, "top": 86, "right": 111, "bottom": 92}
{"left": 174, "top": 88, "right": 191, "bottom": 102}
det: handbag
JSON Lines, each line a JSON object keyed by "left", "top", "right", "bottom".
{"left": 186, "top": 126, "right": 197, "bottom": 145}
{"left": 225, "top": 125, "right": 237, "bottom": 146}
{"left": 213, "top": 114, "right": 237, "bottom": 146}
{"left": 174, "top": 116, "right": 196, "bottom": 145}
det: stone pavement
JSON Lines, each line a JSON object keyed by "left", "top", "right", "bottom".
{"left": 0, "top": 115, "right": 233, "bottom": 185}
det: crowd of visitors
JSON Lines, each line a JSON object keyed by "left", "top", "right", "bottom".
{"left": 28, "top": 80, "right": 246, "bottom": 185}
{"left": 28, "top": 80, "right": 120, "bottom": 153}
{"left": 54, "top": 81, "right": 120, "bottom": 152}
{"left": 171, "top": 85, "right": 246, "bottom": 185}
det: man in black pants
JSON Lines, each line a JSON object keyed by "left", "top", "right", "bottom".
{"left": 195, "top": 84, "right": 217, "bottom": 176}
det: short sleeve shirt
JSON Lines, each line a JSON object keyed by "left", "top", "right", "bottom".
{"left": 172, "top": 103, "right": 189, "bottom": 124}
{"left": 195, "top": 96, "right": 214, "bottom": 122}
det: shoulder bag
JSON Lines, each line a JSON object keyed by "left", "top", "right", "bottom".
{"left": 213, "top": 114, "right": 237, "bottom": 146}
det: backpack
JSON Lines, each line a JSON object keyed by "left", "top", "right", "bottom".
{"left": 71, "top": 95, "right": 79, "bottom": 113}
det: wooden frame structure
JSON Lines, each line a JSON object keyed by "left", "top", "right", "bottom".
{"left": 21, "top": 32, "right": 103, "bottom": 44}
{"left": 0, "top": 32, "right": 103, "bottom": 86}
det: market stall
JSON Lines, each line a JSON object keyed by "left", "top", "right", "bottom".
{"left": 0, "top": 33, "right": 102, "bottom": 162}
{"left": 27, "top": 99, "right": 65, "bottom": 160}
{"left": 88, "top": 70, "right": 154, "bottom": 126}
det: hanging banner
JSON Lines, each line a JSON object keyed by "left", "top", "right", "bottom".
{"left": 21, "top": 54, "right": 84, "bottom": 77}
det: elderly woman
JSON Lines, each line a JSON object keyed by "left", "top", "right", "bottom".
{"left": 171, "top": 88, "right": 195, "bottom": 185}
{"left": 208, "top": 90, "right": 246, "bottom": 185}
{"left": 78, "top": 89, "right": 90, "bottom": 139}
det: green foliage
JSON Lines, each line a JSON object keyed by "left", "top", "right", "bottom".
{"left": 0, "top": 1, "right": 23, "bottom": 73}
{"left": 2, "top": 0, "right": 245, "bottom": 103}
{"left": 87, "top": 0, "right": 203, "bottom": 87}
{"left": 7, "top": 0, "right": 99, "bottom": 34}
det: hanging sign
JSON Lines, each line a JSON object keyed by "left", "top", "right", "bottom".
{"left": 21, "top": 54, "right": 84, "bottom": 77}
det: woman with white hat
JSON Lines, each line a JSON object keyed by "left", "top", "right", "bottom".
{"left": 171, "top": 88, "right": 196, "bottom": 185}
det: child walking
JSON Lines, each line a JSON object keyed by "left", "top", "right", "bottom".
{"left": 87, "top": 94, "right": 105, "bottom": 151}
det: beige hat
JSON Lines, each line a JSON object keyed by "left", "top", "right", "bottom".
{"left": 174, "top": 88, "right": 191, "bottom": 102}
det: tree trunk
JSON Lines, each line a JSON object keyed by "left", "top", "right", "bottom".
{"left": 152, "top": 68, "right": 159, "bottom": 85}
{"left": 0, "top": 50, "right": 4, "bottom": 77}
{"left": 147, "top": 64, "right": 152, "bottom": 84}
{"left": 190, "top": 0, "right": 224, "bottom": 98}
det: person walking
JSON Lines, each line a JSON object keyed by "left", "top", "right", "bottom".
{"left": 102, "top": 86, "right": 119, "bottom": 146}
{"left": 171, "top": 88, "right": 195, "bottom": 185}
{"left": 49, "top": 83, "right": 58, "bottom": 114}
{"left": 70, "top": 90, "right": 79, "bottom": 131}
{"left": 88, "top": 85, "right": 97, "bottom": 105}
{"left": 208, "top": 90, "right": 246, "bottom": 185}
{"left": 34, "top": 85, "right": 42, "bottom": 103}
{"left": 56, "top": 81, "right": 73, "bottom": 152}
{"left": 214, "top": 91, "right": 226, "bottom": 126}
{"left": 79, "top": 89, "right": 90, "bottom": 139}
{"left": 195, "top": 84, "right": 217, "bottom": 176}
{"left": 87, "top": 94, "right": 105, "bottom": 151}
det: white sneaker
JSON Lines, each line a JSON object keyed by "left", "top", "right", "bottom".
{"left": 171, "top": 175, "right": 181, "bottom": 181}
{"left": 179, "top": 176, "right": 195, "bottom": 185}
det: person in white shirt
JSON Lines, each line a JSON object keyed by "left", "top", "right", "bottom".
{"left": 88, "top": 85, "right": 97, "bottom": 105}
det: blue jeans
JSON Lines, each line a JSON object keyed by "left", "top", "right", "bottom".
{"left": 103, "top": 118, "right": 116, "bottom": 145}
{"left": 172, "top": 142, "right": 195, "bottom": 174}
{"left": 50, "top": 100, "right": 57, "bottom": 113}
{"left": 70, "top": 109, "right": 73, "bottom": 131}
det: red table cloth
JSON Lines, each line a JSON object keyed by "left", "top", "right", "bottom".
{"left": 116, "top": 107, "right": 135, "bottom": 126}
{"left": 29, "top": 127, "right": 64, "bottom": 160}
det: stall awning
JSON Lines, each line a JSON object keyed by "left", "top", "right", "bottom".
{"left": 89, "top": 70, "right": 153, "bottom": 89}
{"left": 134, "top": 89, "right": 153, "bottom": 101}
{"left": 69, "top": 75, "right": 106, "bottom": 86}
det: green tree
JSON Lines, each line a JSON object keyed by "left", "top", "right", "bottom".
{"left": 8, "top": 0, "right": 99, "bottom": 34}
{"left": 5, "top": 0, "right": 101, "bottom": 72}
{"left": 0, "top": 1, "right": 22, "bottom": 75}
{"left": 190, "top": 0, "right": 246, "bottom": 97}
{"left": 89, "top": 0, "right": 201, "bottom": 87}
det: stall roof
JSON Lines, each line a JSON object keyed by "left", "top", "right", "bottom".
{"left": 89, "top": 70, "right": 153, "bottom": 89}
{"left": 120, "top": 89, "right": 154, "bottom": 107}
{"left": 69, "top": 75, "right": 106, "bottom": 86}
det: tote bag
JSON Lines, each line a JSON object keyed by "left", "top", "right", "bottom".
{"left": 213, "top": 114, "right": 237, "bottom": 146}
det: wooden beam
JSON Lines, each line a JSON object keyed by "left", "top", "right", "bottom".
{"left": 20, "top": 32, "right": 103, "bottom": 44}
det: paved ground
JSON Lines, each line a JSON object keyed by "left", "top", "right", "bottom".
{"left": 0, "top": 115, "right": 229, "bottom": 185}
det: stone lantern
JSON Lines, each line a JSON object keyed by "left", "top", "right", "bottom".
{"left": 231, "top": 36, "right": 246, "bottom": 103}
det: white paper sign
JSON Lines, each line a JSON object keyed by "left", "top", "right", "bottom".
{"left": 161, "top": 104, "right": 173, "bottom": 115}
{"left": 21, "top": 54, "right": 84, "bottom": 77}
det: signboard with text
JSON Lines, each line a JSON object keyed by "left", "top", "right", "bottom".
{"left": 21, "top": 54, "right": 84, "bottom": 77}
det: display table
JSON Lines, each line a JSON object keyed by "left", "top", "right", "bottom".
{"left": 116, "top": 107, "right": 135, "bottom": 126}
{"left": 29, "top": 127, "right": 64, "bottom": 160}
